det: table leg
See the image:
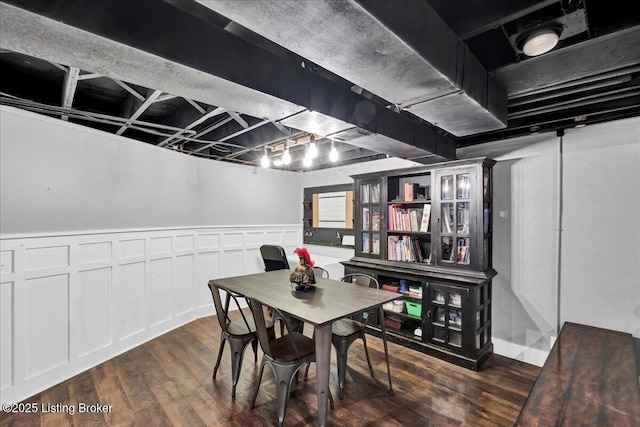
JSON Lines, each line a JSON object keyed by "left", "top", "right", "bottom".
{"left": 315, "top": 322, "right": 331, "bottom": 427}
{"left": 378, "top": 306, "right": 394, "bottom": 395}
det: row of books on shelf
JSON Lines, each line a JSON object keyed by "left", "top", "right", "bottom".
{"left": 441, "top": 203, "right": 470, "bottom": 234}
{"left": 455, "top": 238, "right": 470, "bottom": 263}
{"left": 388, "top": 203, "right": 431, "bottom": 232}
{"left": 362, "top": 234, "right": 380, "bottom": 254}
{"left": 362, "top": 208, "right": 381, "bottom": 230}
{"left": 387, "top": 235, "right": 431, "bottom": 263}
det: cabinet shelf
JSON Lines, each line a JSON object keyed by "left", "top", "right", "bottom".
{"left": 382, "top": 309, "right": 421, "bottom": 321}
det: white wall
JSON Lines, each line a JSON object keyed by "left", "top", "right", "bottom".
{"left": 560, "top": 121, "right": 640, "bottom": 337}
{"left": 0, "top": 106, "right": 304, "bottom": 404}
{"left": 1, "top": 106, "right": 302, "bottom": 235}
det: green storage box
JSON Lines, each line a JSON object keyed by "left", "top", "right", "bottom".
{"left": 405, "top": 300, "right": 422, "bottom": 317}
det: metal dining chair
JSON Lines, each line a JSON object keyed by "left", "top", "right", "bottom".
{"left": 331, "top": 273, "right": 394, "bottom": 399}
{"left": 312, "top": 266, "right": 330, "bottom": 279}
{"left": 247, "top": 297, "right": 334, "bottom": 427}
{"left": 259, "top": 244, "right": 305, "bottom": 334}
{"left": 207, "top": 282, "right": 274, "bottom": 398}
{"left": 259, "top": 244, "right": 290, "bottom": 271}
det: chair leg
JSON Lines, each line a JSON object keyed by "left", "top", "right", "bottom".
{"left": 251, "top": 359, "right": 267, "bottom": 409}
{"left": 333, "top": 339, "right": 349, "bottom": 400}
{"left": 212, "top": 335, "right": 227, "bottom": 379}
{"left": 303, "top": 361, "right": 312, "bottom": 381}
{"left": 360, "top": 332, "right": 375, "bottom": 379}
{"left": 251, "top": 338, "right": 258, "bottom": 363}
{"left": 229, "top": 336, "right": 253, "bottom": 399}
{"left": 271, "top": 363, "right": 300, "bottom": 427}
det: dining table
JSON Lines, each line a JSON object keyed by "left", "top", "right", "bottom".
{"left": 208, "top": 269, "right": 398, "bottom": 427}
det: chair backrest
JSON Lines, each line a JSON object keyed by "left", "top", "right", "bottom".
{"left": 341, "top": 274, "right": 379, "bottom": 324}
{"left": 248, "top": 298, "right": 306, "bottom": 361}
{"left": 247, "top": 298, "right": 275, "bottom": 358}
{"left": 208, "top": 282, "right": 230, "bottom": 332}
{"left": 341, "top": 273, "right": 379, "bottom": 289}
{"left": 208, "top": 282, "right": 252, "bottom": 334}
{"left": 260, "top": 245, "right": 290, "bottom": 271}
{"left": 312, "top": 266, "right": 329, "bottom": 279}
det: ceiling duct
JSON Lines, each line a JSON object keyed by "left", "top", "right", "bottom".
{"left": 198, "top": 0, "right": 507, "bottom": 137}
{"left": 1, "top": 0, "right": 456, "bottom": 161}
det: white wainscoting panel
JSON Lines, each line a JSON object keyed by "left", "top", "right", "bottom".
{"left": 77, "top": 267, "right": 112, "bottom": 357}
{"left": 173, "top": 254, "right": 195, "bottom": 317}
{"left": 116, "top": 261, "right": 145, "bottom": 340}
{"left": 1, "top": 281, "right": 13, "bottom": 390}
{"left": 24, "top": 274, "right": 69, "bottom": 379}
{"left": 78, "top": 241, "right": 111, "bottom": 265}
{"left": 1, "top": 250, "right": 14, "bottom": 274}
{"left": 0, "top": 224, "right": 301, "bottom": 405}
{"left": 25, "top": 246, "right": 69, "bottom": 272}
{"left": 146, "top": 257, "right": 173, "bottom": 328}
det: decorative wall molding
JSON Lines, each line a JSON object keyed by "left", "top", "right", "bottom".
{"left": 0, "top": 224, "right": 301, "bottom": 405}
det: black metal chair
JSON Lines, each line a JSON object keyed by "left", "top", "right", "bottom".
{"left": 259, "top": 244, "right": 305, "bottom": 334}
{"left": 208, "top": 282, "right": 274, "bottom": 398}
{"left": 312, "top": 266, "right": 330, "bottom": 279}
{"left": 332, "top": 273, "right": 393, "bottom": 399}
{"left": 247, "top": 298, "right": 333, "bottom": 427}
{"left": 260, "top": 244, "right": 290, "bottom": 271}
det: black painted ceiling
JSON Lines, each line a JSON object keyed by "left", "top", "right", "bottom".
{"left": 1, "top": 0, "right": 638, "bottom": 171}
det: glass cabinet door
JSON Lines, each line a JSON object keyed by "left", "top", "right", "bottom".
{"left": 426, "top": 283, "right": 467, "bottom": 350}
{"left": 358, "top": 180, "right": 381, "bottom": 257}
{"left": 436, "top": 170, "right": 474, "bottom": 267}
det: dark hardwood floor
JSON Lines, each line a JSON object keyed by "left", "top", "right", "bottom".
{"left": 1, "top": 310, "right": 539, "bottom": 426}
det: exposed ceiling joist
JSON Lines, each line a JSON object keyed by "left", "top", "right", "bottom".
{"left": 157, "top": 105, "right": 226, "bottom": 147}
{"left": 116, "top": 89, "right": 162, "bottom": 135}
{"left": 61, "top": 65, "right": 79, "bottom": 120}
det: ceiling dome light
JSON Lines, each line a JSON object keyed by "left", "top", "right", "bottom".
{"left": 260, "top": 146, "right": 270, "bottom": 168}
{"left": 329, "top": 140, "right": 339, "bottom": 162}
{"left": 523, "top": 28, "right": 559, "bottom": 56}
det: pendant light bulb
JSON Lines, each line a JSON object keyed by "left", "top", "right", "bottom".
{"left": 282, "top": 145, "right": 291, "bottom": 165}
{"left": 329, "top": 140, "right": 339, "bottom": 162}
{"left": 308, "top": 135, "right": 318, "bottom": 158}
{"left": 261, "top": 146, "right": 270, "bottom": 168}
{"left": 303, "top": 146, "right": 312, "bottom": 167}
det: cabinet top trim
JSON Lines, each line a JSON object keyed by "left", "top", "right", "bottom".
{"left": 350, "top": 157, "right": 495, "bottom": 180}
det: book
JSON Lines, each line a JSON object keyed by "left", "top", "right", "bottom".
{"left": 409, "top": 209, "right": 419, "bottom": 231}
{"left": 442, "top": 205, "right": 452, "bottom": 233}
{"left": 371, "top": 211, "right": 380, "bottom": 230}
{"left": 419, "top": 204, "right": 431, "bottom": 232}
{"left": 404, "top": 182, "right": 413, "bottom": 201}
{"left": 388, "top": 204, "right": 402, "bottom": 230}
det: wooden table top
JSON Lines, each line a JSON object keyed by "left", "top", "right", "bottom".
{"left": 209, "top": 270, "right": 399, "bottom": 326}
{"left": 515, "top": 322, "right": 640, "bottom": 426}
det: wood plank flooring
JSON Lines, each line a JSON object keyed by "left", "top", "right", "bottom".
{"left": 1, "top": 310, "right": 540, "bottom": 426}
